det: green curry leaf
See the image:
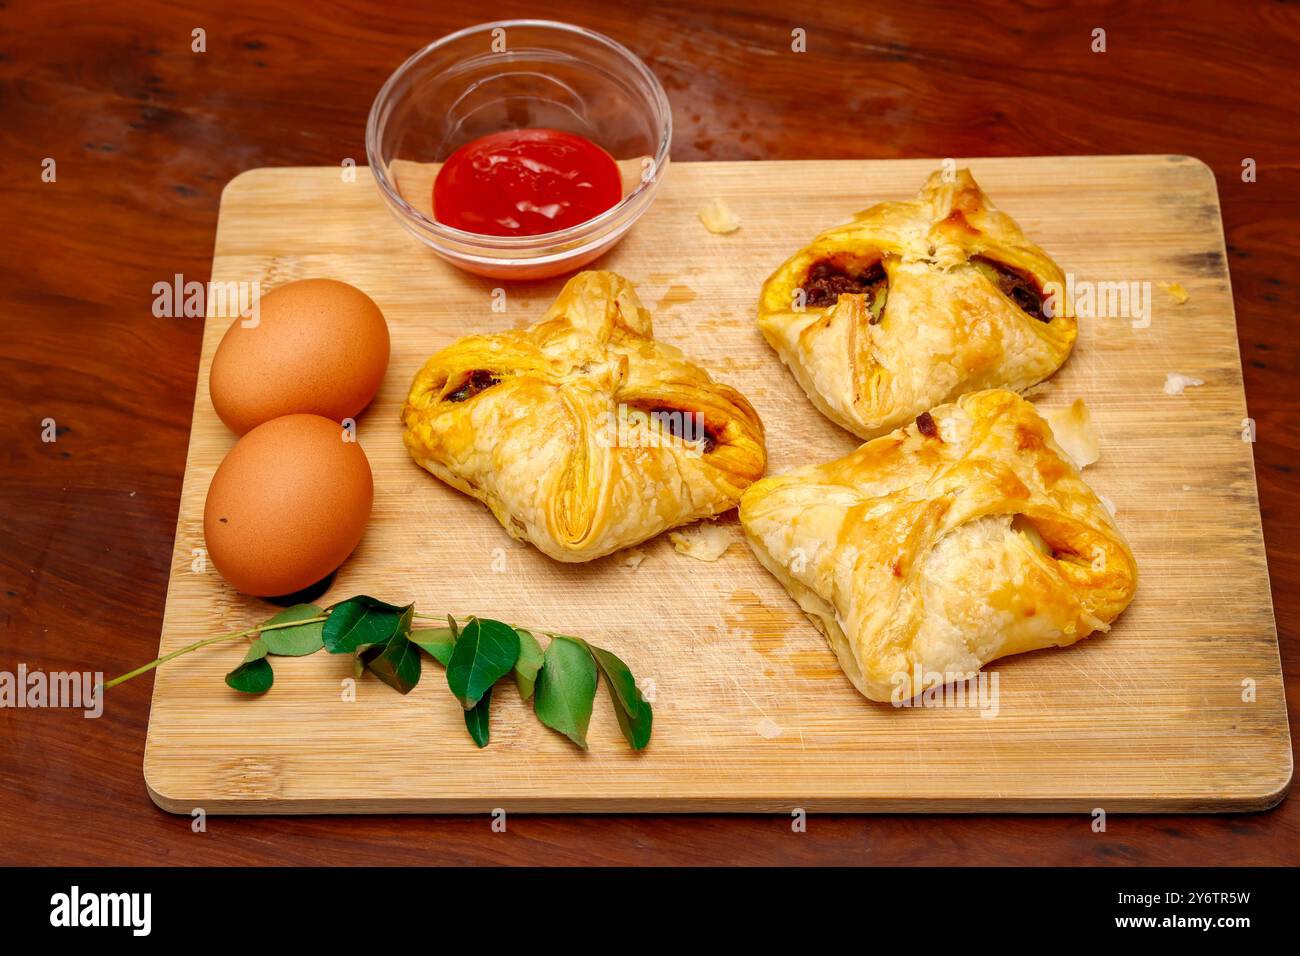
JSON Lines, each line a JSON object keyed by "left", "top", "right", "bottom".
{"left": 513, "top": 628, "right": 545, "bottom": 701}
{"left": 534, "top": 635, "right": 597, "bottom": 749}
{"left": 446, "top": 618, "right": 519, "bottom": 709}
{"left": 260, "top": 603, "right": 325, "bottom": 657}
{"left": 323, "top": 596, "right": 411, "bottom": 654}
{"left": 465, "top": 685, "right": 492, "bottom": 748}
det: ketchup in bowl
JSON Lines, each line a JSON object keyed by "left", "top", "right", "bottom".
{"left": 433, "top": 129, "right": 624, "bottom": 237}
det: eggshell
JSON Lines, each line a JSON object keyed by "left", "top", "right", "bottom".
{"left": 203, "top": 414, "right": 373, "bottom": 596}
{"left": 210, "top": 278, "right": 390, "bottom": 435}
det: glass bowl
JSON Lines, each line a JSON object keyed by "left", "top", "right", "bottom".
{"left": 366, "top": 19, "right": 672, "bottom": 281}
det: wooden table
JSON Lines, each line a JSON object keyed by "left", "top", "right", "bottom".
{"left": 1, "top": 0, "right": 1295, "bottom": 865}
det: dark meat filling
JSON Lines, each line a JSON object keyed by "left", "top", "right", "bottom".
{"left": 647, "top": 407, "right": 719, "bottom": 454}
{"left": 445, "top": 369, "right": 500, "bottom": 402}
{"left": 800, "top": 258, "right": 889, "bottom": 321}
{"left": 971, "top": 256, "right": 1047, "bottom": 321}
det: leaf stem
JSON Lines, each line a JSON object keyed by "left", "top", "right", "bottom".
{"left": 102, "top": 615, "right": 328, "bottom": 690}
{"left": 412, "top": 611, "right": 563, "bottom": 640}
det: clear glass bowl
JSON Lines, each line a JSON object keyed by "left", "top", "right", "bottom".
{"left": 366, "top": 20, "right": 672, "bottom": 281}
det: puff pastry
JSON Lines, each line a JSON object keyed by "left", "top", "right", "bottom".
{"left": 758, "top": 169, "right": 1076, "bottom": 440}
{"left": 739, "top": 389, "right": 1136, "bottom": 702}
{"left": 402, "top": 271, "right": 766, "bottom": 562}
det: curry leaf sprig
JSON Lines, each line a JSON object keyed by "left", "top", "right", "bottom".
{"left": 104, "top": 595, "right": 652, "bottom": 751}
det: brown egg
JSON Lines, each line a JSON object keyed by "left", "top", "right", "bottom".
{"left": 203, "top": 414, "right": 373, "bottom": 596}
{"left": 210, "top": 278, "right": 390, "bottom": 435}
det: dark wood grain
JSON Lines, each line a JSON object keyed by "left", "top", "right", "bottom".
{"left": 0, "top": 0, "right": 1296, "bottom": 866}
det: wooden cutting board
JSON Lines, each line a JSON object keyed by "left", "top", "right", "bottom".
{"left": 144, "top": 156, "right": 1291, "bottom": 813}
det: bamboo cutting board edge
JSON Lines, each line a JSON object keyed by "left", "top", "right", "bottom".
{"left": 144, "top": 156, "right": 1292, "bottom": 815}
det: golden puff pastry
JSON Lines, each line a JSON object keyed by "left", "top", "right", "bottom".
{"left": 739, "top": 389, "right": 1136, "bottom": 703}
{"left": 758, "top": 168, "right": 1076, "bottom": 440}
{"left": 402, "top": 271, "right": 766, "bottom": 562}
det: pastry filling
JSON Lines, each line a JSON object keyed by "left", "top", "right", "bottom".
{"left": 970, "top": 256, "right": 1046, "bottom": 321}
{"left": 915, "top": 411, "right": 939, "bottom": 438}
{"left": 644, "top": 406, "right": 719, "bottom": 453}
{"left": 445, "top": 369, "right": 500, "bottom": 402}
{"left": 800, "top": 258, "right": 889, "bottom": 321}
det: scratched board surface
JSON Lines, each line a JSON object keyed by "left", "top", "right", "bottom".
{"left": 144, "top": 157, "right": 1291, "bottom": 812}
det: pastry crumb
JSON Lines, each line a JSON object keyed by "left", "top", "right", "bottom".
{"left": 1163, "top": 372, "right": 1205, "bottom": 396}
{"left": 1098, "top": 493, "right": 1117, "bottom": 517}
{"left": 620, "top": 548, "right": 648, "bottom": 570}
{"left": 670, "top": 522, "right": 734, "bottom": 561}
{"left": 756, "top": 717, "right": 782, "bottom": 739}
{"left": 1041, "top": 398, "right": 1100, "bottom": 469}
{"left": 1159, "top": 281, "right": 1190, "bottom": 304}
{"left": 698, "top": 198, "right": 741, "bottom": 234}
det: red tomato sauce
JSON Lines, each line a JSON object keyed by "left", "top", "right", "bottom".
{"left": 432, "top": 128, "right": 624, "bottom": 237}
